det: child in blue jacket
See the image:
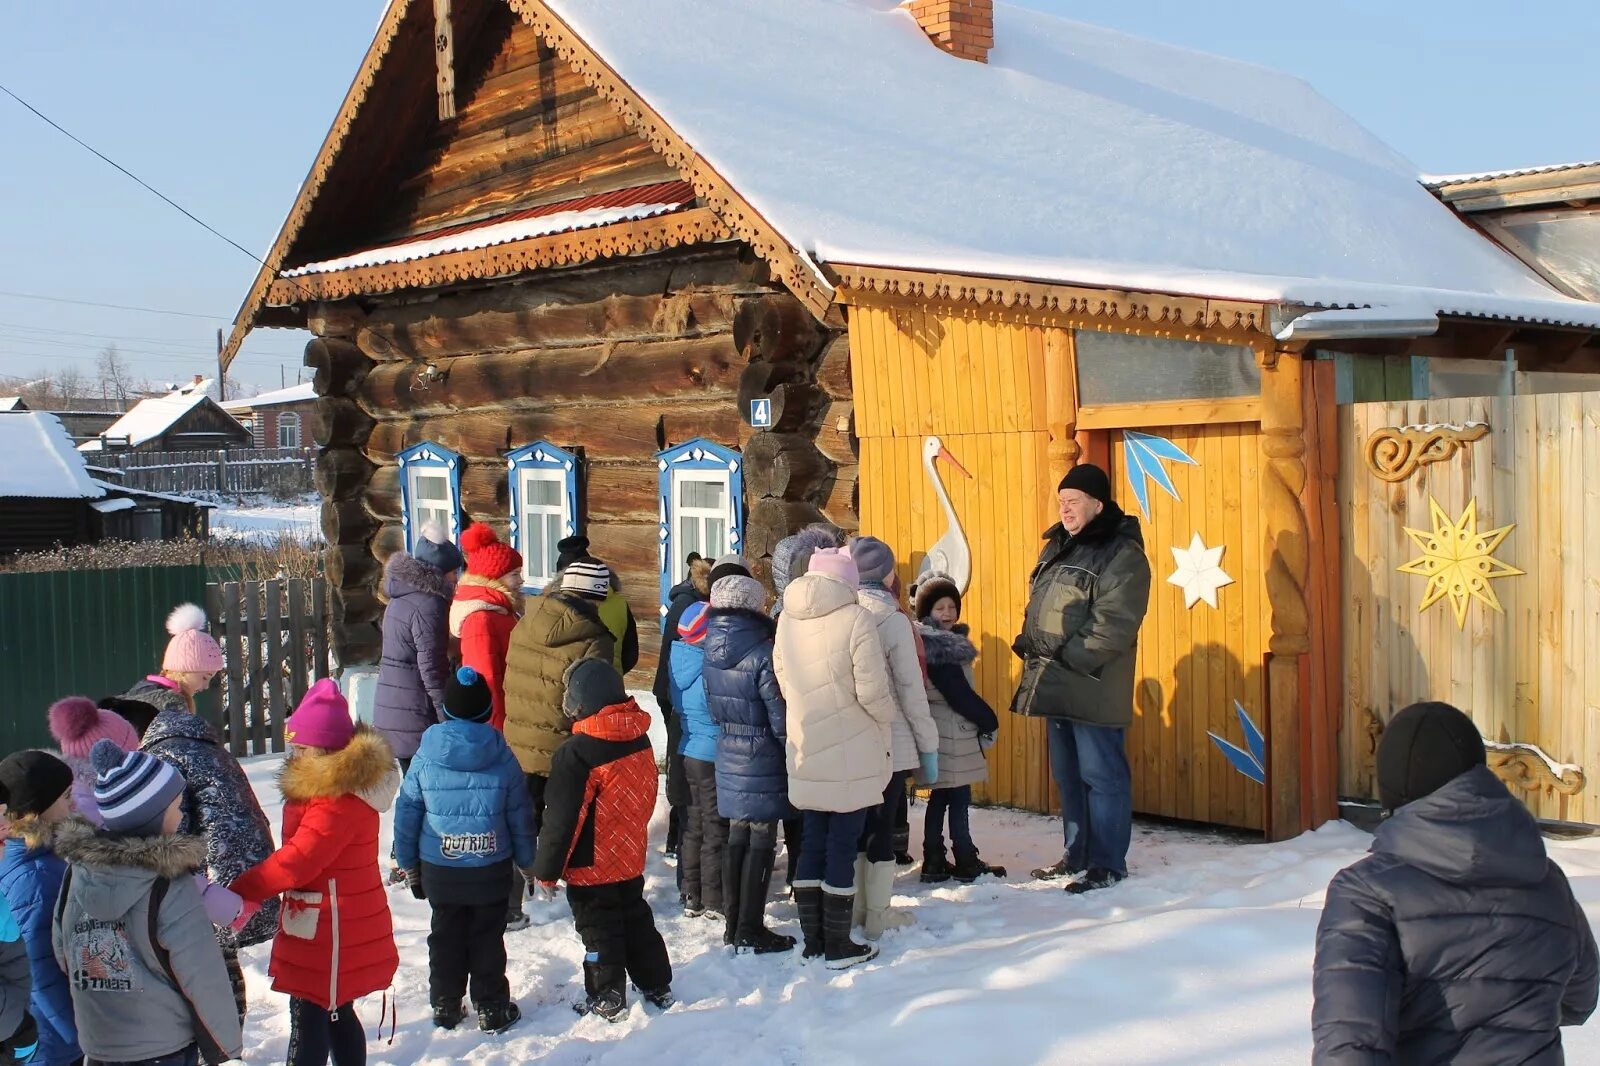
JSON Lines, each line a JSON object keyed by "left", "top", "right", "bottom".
{"left": 669, "top": 601, "right": 727, "bottom": 921}
{"left": 394, "top": 667, "right": 537, "bottom": 1035}
{"left": 0, "top": 752, "right": 77, "bottom": 1066}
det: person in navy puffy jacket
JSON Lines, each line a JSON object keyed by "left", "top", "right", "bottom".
{"left": 0, "top": 753, "right": 75, "bottom": 1066}
{"left": 394, "top": 667, "right": 537, "bottom": 1035}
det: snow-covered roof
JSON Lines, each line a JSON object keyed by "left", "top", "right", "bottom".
{"left": 546, "top": 0, "right": 1600, "bottom": 328}
{"left": 79, "top": 390, "right": 209, "bottom": 452}
{"left": 1424, "top": 160, "right": 1600, "bottom": 189}
{"left": 283, "top": 180, "right": 696, "bottom": 277}
{"left": 0, "top": 396, "right": 27, "bottom": 412}
{"left": 0, "top": 413, "right": 105, "bottom": 499}
{"left": 221, "top": 381, "right": 317, "bottom": 412}
{"left": 90, "top": 479, "right": 217, "bottom": 508}
{"left": 90, "top": 498, "right": 136, "bottom": 514}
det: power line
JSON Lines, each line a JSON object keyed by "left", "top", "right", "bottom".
{"left": 0, "top": 328, "right": 305, "bottom": 360}
{"left": 0, "top": 289, "right": 222, "bottom": 321}
{"left": 0, "top": 82, "right": 266, "bottom": 269}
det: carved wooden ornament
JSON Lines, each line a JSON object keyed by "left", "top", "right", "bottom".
{"left": 1364, "top": 422, "right": 1489, "bottom": 483}
{"left": 1397, "top": 496, "right": 1523, "bottom": 630}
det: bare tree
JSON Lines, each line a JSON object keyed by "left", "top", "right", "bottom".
{"left": 54, "top": 365, "right": 87, "bottom": 407}
{"left": 96, "top": 345, "right": 138, "bottom": 405}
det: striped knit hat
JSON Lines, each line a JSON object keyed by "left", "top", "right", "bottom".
{"left": 89, "top": 738, "right": 185, "bottom": 836}
{"left": 560, "top": 559, "right": 611, "bottom": 600}
{"left": 677, "top": 600, "right": 710, "bottom": 645}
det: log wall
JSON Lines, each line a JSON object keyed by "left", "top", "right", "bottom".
{"left": 310, "top": 247, "right": 850, "bottom": 679}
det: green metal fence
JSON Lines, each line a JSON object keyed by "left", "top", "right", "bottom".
{"left": 0, "top": 565, "right": 217, "bottom": 754}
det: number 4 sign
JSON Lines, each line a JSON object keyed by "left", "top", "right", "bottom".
{"left": 750, "top": 397, "right": 773, "bottom": 428}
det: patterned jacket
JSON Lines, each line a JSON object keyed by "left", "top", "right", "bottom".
{"left": 533, "top": 699, "right": 656, "bottom": 888}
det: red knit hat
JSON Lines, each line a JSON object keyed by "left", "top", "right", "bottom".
{"left": 461, "top": 524, "right": 523, "bottom": 580}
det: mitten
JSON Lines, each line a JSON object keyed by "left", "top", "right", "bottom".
{"left": 534, "top": 880, "right": 561, "bottom": 902}
{"left": 405, "top": 868, "right": 426, "bottom": 900}
{"left": 230, "top": 899, "right": 262, "bottom": 933}
{"left": 195, "top": 875, "right": 246, "bottom": 926}
{"left": 918, "top": 751, "right": 939, "bottom": 786}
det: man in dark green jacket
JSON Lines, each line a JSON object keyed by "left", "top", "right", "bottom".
{"left": 1012, "top": 463, "right": 1151, "bottom": 894}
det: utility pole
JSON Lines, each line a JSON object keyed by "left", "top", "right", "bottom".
{"left": 216, "top": 328, "right": 226, "bottom": 402}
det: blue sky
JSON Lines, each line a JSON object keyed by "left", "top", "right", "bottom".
{"left": 2, "top": 1, "right": 1594, "bottom": 395}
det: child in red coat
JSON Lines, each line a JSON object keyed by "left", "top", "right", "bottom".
{"left": 231, "top": 680, "right": 401, "bottom": 1066}
{"left": 449, "top": 525, "right": 524, "bottom": 732}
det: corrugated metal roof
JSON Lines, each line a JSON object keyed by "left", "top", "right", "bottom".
{"left": 281, "top": 180, "right": 696, "bottom": 278}
{"left": 221, "top": 381, "right": 316, "bottom": 412}
{"left": 79, "top": 391, "right": 210, "bottom": 452}
{"left": 1423, "top": 161, "right": 1600, "bottom": 189}
{"left": 0, "top": 413, "right": 104, "bottom": 499}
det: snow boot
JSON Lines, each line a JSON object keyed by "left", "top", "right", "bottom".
{"left": 862, "top": 859, "right": 913, "bottom": 940}
{"left": 640, "top": 985, "right": 675, "bottom": 1010}
{"left": 850, "top": 853, "right": 868, "bottom": 926}
{"left": 793, "top": 881, "right": 825, "bottom": 960}
{"left": 734, "top": 844, "right": 797, "bottom": 955}
{"left": 951, "top": 850, "right": 1007, "bottom": 883}
{"left": 1064, "top": 867, "right": 1126, "bottom": 895}
{"left": 1031, "top": 856, "right": 1084, "bottom": 881}
{"left": 893, "top": 823, "right": 914, "bottom": 867}
{"left": 476, "top": 1001, "right": 521, "bottom": 1035}
{"left": 920, "top": 848, "right": 954, "bottom": 884}
{"left": 722, "top": 838, "right": 747, "bottom": 947}
{"left": 431, "top": 999, "right": 465, "bottom": 1030}
{"left": 578, "top": 960, "right": 628, "bottom": 1022}
{"left": 822, "top": 888, "right": 878, "bottom": 970}
{"left": 505, "top": 907, "right": 531, "bottom": 932}
{"left": 682, "top": 894, "right": 705, "bottom": 918}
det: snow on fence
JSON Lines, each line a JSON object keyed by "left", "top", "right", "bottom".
{"left": 98, "top": 447, "right": 315, "bottom": 496}
{"left": 206, "top": 576, "right": 331, "bottom": 756}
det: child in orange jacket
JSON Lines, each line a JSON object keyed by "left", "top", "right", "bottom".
{"left": 231, "top": 680, "right": 401, "bottom": 1066}
{"left": 533, "top": 660, "right": 671, "bottom": 1022}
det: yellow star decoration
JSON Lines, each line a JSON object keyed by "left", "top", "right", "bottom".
{"left": 1397, "top": 496, "right": 1524, "bottom": 630}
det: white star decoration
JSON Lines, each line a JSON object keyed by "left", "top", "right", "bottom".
{"left": 1168, "top": 532, "right": 1234, "bottom": 609}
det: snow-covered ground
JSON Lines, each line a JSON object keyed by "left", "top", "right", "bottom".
{"left": 230, "top": 751, "right": 1600, "bottom": 1065}
{"left": 210, "top": 495, "right": 321, "bottom": 542}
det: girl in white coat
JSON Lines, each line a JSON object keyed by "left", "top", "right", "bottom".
{"left": 774, "top": 547, "right": 898, "bottom": 969}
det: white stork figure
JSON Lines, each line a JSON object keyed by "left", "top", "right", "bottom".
{"left": 918, "top": 435, "right": 973, "bottom": 593}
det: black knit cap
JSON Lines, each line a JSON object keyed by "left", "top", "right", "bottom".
{"left": 1377, "top": 701, "right": 1487, "bottom": 811}
{"left": 555, "top": 535, "right": 593, "bottom": 573}
{"left": 443, "top": 666, "right": 494, "bottom": 723}
{"left": 0, "top": 751, "right": 73, "bottom": 818}
{"left": 1058, "top": 463, "right": 1111, "bottom": 505}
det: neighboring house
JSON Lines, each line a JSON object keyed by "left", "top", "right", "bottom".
{"left": 0, "top": 397, "right": 29, "bottom": 413}
{"left": 79, "top": 384, "right": 252, "bottom": 454}
{"left": 221, "top": 381, "right": 318, "bottom": 448}
{"left": 0, "top": 413, "right": 211, "bottom": 553}
{"left": 219, "top": 0, "right": 1600, "bottom": 835}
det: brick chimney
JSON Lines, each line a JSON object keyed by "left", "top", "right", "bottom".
{"left": 904, "top": 0, "right": 994, "bottom": 63}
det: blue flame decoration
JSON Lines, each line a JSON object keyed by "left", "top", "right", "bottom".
{"left": 1208, "top": 701, "right": 1266, "bottom": 784}
{"left": 1123, "top": 430, "right": 1198, "bottom": 518}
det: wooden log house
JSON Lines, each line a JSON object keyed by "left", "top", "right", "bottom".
{"left": 224, "top": 0, "right": 1600, "bottom": 838}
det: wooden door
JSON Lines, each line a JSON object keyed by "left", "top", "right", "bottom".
{"left": 1109, "top": 422, "right": 1267, "bottom": 831}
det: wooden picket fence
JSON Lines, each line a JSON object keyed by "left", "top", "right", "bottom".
{"left": 97, "top": 447, "right": 315, "bottom": 496}
{"left": 205, "top": 576, "right": 331, "bottom": 755}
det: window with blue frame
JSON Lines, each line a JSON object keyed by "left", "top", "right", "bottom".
{"left": 397, "top": 442, "right": 462, "bottom": 553}
{"left": 506, "top": 441, "right": 580, "bottom": 592}
{"left": 656, "top": 438, "right": 743, "bottom": 613}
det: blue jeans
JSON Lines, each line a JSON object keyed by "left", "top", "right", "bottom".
{"left": 796, "top": 807, "right": 871, "bottom": 890}
{"left": 925, "top": 785, "right": 974, "bottom": 858}
{"left": 1047, "top": 719, "right": 1132, "bottom": 877}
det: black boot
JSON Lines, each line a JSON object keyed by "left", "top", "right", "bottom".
{"left": 1064, "top": 867, "right": 1126, "bottom": 895}
{"left": 721, "top": 839, "right": 747, "bottom": 948}
{"left": 735, "top": 845, "right": 797, "bottom": 955}
{"left": 892, "top": 823, "right": 914, "bottom": 867}
{"left": 640, "top": 985, "right": 675, "bottom": 1010}
{"left": 920, "top": 849, "right": 953, "bottom": 884}
{"left": 1031, "top": 856, "right": 1084, "bottom": 881}
{"left": 476, "top": 1001, "right": 521, "bottom": 1034}
{"left": 665, "top": 805, "right": 682, "bottom": 861}
{"left": 951, "top": 849, "right": 1007, "bottom": 883}
{"left": 793, "top": 883, "right": 825, "bottom": 960}
{"left": 822, "top": 889, "right": 878, "bottom": 970}
{"left": 431, "top": 999, "right": 465, "bottom": 1030}
{"left": 577, "top": 960, "right": 627, "bottom": 1022}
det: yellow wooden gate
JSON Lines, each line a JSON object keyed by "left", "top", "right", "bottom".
{"left": 1110, "top": 423, "right": 1268, "bottom": 831}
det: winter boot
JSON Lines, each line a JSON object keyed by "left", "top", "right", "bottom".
{"left": 431, "top": 999, "right": 465, "bottom": 1030}
{"left": 735, "top": 844, "right": 797, "bottom": 955}
{"left": 862, "top": 860, "right": 914, "bottom": 940}
{"left": 920, "top": 849, "right": 954, "bottom": 884}
{"left": 1031, "top": 856, "right": 1084, "bottom": 881}
{"left": 893, "top": 821, "right": 914, "bottom": 867}
{"left": 683, "top": 894, "right": 705, "bottom": 918}
{"left": 793, "top": 881, "right": 825, "bottom": 960}
{"left": 951, "top": 850, "right": 1007, "bottom": 883}
{"left": 850, "top": 853, "right": 868, "bottom": 926}
{"left": 822, "top": 888, "right": 879, "bottom": 970}
{"left": 505, "top": 907, "right": 531, "bottom": 932}
{"left": 476, "top": 1001, "right": 521, "bottom": 1035}
{"left": 665, "top": 805, "right": 682, "bottom": 861}
{"left": 1064, "top": 867, "right": 1126, "bottom": 895}
{"left": 640, "top": 985, "right": 675, "bottom": 1010}
{"left": 722, "top": 839, "right": 748, "bottom": 948}
{"left": 577, "top": 960, "right": 628, "bottom": 1022}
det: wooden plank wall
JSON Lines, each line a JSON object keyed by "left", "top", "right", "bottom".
{"left": 1339, "top": 391, "right": 1600, "bottom": 822}
{"left": 851, "top": 301, "right": 1056, "bottom": 812}
{"left": 1111, "top": 425, "right": 1267, "bottom": 831}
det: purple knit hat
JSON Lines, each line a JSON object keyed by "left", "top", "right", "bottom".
{"left": 48, "top": 696, "right": 140, "bottom": 760}
{"left": 284, "top": 678, "right": 356, "bottom": 750}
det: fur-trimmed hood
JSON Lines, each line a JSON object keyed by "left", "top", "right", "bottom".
{"left": 278, "top": 724, "right": 400, "bottom": 813}
{"left": 449, "top": 573, "right": 524, "bottom": 636}
{"left": 385, "top": 551, "right": 452, "bottom": 602}
{"left": 53, "top": 816, "right": 206, "bottom": 880}
{"left": 6, "top": 812, "right": 59, "bottom": 851}
{"left": 916, "top": 621, "right": 977, "bottom": 667}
